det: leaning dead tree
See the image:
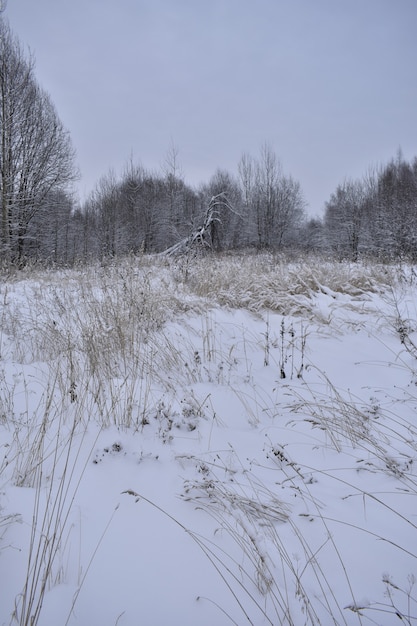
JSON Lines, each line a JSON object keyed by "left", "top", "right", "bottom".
{"left": 161, "top": 192, "right": 238, "bottom": 257}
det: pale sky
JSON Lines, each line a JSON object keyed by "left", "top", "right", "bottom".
{"left": 5, "top": 0, "right": 417, "bottom": 215}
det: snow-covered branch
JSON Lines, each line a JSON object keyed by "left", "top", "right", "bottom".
{"left": 160, "top": 192, "right": 235, "bottom": 257}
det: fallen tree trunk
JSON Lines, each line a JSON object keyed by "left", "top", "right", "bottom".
{"left": 159, "top": 192, "right": 237, "bottom": 257}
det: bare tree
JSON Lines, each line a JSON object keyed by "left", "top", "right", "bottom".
{"left": 0, "top": 19, "right": 77, "bottom": 262}
{"left": 375, "top": 152, "right": 417, "bottom": 258}
{"left": 238, "top": 145, "right": 306, "bottom": 249}
{"left": 238, "top": 152, "right": 255, "bottom": 208}
{"left": 324, "top": 152, "right": 417, "bottom": 261}
{"left": 25, "top": 189, "right": 75, "bottom": 263}
{"left": 199, "top": 169, "right": 243, "bottom": 250}
{"left": 324, "top": 179, "right": 367, "bottom": 261}
{"left": 160, "top": 143, "right": 190, "bottom": 246}
{"left": 88, "top": 169, "right": 121, "bottom": 257}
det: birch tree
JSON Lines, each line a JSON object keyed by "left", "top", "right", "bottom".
{"left": 0, "top": 19, "right": 77, "bottom": 262}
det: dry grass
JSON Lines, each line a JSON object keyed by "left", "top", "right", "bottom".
{"left": 175, "top": 252, "right": 397, "bottom": 314}
{"left": 1, "top": 252, "right": 416, "bottom": 625}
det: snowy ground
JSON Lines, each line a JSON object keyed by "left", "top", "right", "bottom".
{"left": 1, "top": 254, "right": 416, "bottom": 625}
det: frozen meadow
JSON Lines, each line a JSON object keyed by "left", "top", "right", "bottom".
{"left": 1, "top": 253, "right": 416, "bottom": 625}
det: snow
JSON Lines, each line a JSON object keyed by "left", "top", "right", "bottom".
{"left": 1, "top": 256, "right": 417, "bottom": 625}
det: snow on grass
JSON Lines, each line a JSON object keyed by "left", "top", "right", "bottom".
{"left": 1, "top": 253, "right": 417, "bottom": 625}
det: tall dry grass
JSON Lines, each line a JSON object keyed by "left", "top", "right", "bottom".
{"left": 1, "top": 252, "right": 416, "bottom": 625}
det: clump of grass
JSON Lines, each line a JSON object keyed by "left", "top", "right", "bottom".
{"left": 10, "top": 405, "right": 99, "bottom": 626}
{"left": 176, "top": 445, "right": 359, "bottom": 625}
{"left": 176, "top": 252, "right": 397, "bottom": 316}
{"left": 346, "top": 573, "right": 417, "bottom": 623}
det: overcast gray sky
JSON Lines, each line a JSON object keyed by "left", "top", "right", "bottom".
{"left": 5, "top": 0, "right": 417, "bottom": 215}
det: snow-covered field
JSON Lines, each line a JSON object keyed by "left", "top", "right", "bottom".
{"left": 1, "top": 254, "right": 416, "bottom": 625}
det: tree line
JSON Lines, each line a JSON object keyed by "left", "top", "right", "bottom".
{"left": 1, "top": 17, "right": 417, "bottom": 266}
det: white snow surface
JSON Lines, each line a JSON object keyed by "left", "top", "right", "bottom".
{"left": 1, "top": 256, "right": 417, "bottom": 625}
